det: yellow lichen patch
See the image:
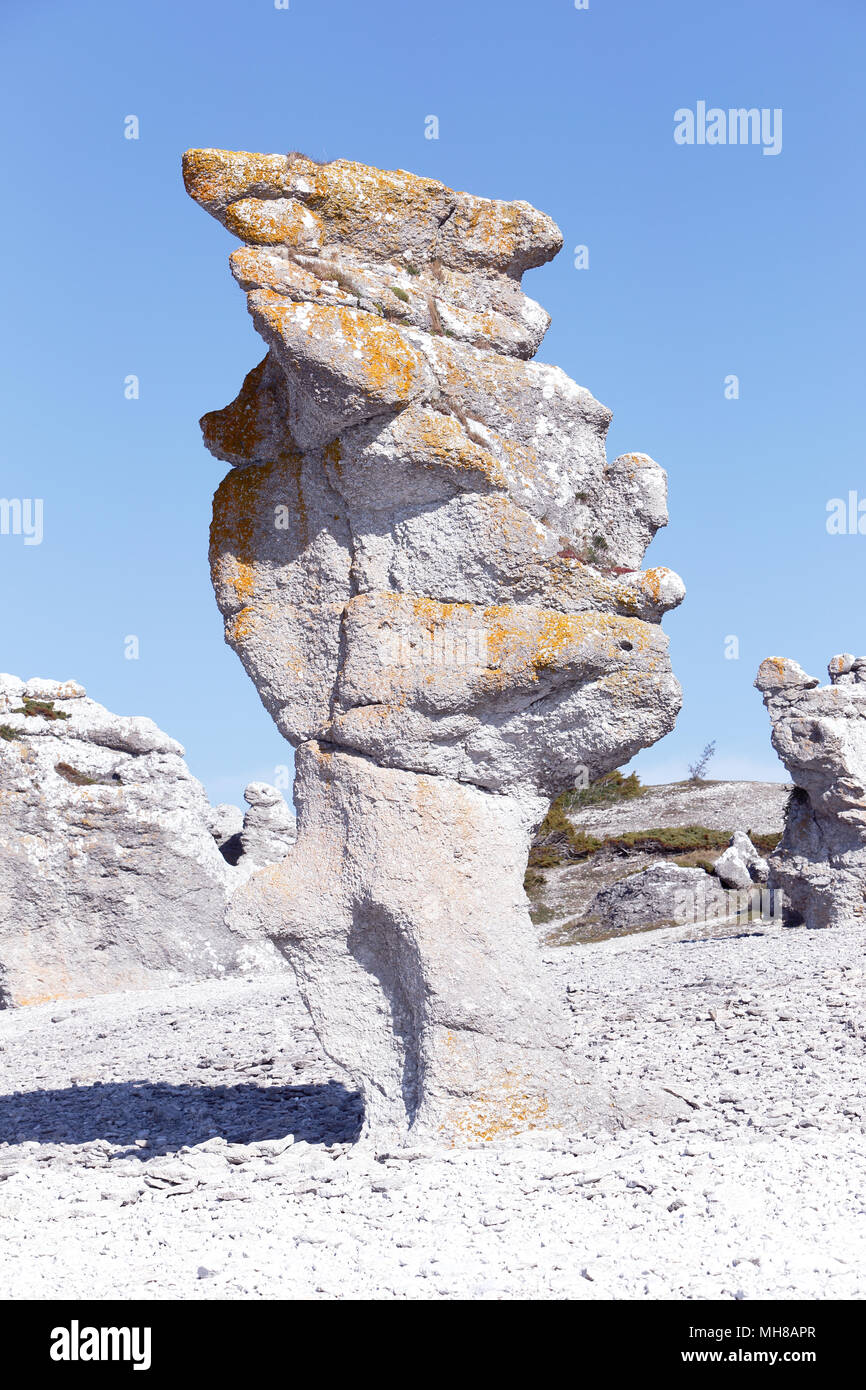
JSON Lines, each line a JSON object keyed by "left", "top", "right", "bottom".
{"left": 230, "top": 247, "right": 323, "bottom": 297}
{"left": 640, "top": 567, "right": 666, "bottom": 604}
{"left": 201, "top": 355, "right": 276, "bottom": 465}
{"left": 410, "top": 595, "right": 474, "bottom": 630}
{"left": 253, "top": 295, "right": 426, "bottom": 405}
{"left": 294, "top": 158, "right": 451, "bottom": 252}
{"left": 441, "top": 191, "right": 562, "bottom": 272}
{"left": 210, "top": 460, "right": 277, "bottom": 609}
{"left": 393, "top": 407, "right": 508, "bottom": 489}
{"left": 182, "top": 148, "right": 290, "bottom": 210}
{"left": 436, "top": 301, "right": 519, "bottom": 351}
{"left": 441, "top": 1069, "right": 552, "bottom": 1144}
{"left": 482, "top": 606, "right": 649, "bottom": 679}
{"left": 224, "top": 197, "right": 323, "bottom": 248}
{"left": 227, "top": 605, "right": 257, "bottom": 645}
{"left": 443, "top": 198, "right": 527, "bottom": 268}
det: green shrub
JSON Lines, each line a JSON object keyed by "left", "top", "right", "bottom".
{"left": 12, "top": 699, "right": 70, "bottom": 721}
{"left": 563, "top": 769, "right": 645, "bottom": 811}
{"left": 749, "top": 830, "right": 782, "bottom": 854}
{"left": 54, "top": 762, "right": 98, "bottom": 786}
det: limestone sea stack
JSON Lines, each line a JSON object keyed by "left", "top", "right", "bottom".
{"left": 0, "top": 676, "right": 288, "bottom": 1006}
{"left": 185, "top": 148, "right": 686, "bottom": 1142}
{"left": 756, "top": 654, "right": 866, "bottom": 928}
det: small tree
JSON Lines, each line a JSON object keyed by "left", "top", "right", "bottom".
{"left": 688, "top": 741, "right": 716, "bottom": 782}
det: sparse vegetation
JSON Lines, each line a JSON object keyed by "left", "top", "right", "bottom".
{"left": 529, "top": 796, "right": 602, "bottom": 866}
{"left": 562, "top": 769, "right": 645, "bottom": 812}
{"left": 688, "top": 740, "right": 716, "bottom": 782}
{"left": 54, "top": 762, "right": 98, "bottom": 787}
{"left": 748, "top": 830, "right": 782, "bottom": 854}
{"left": 12, "top": 699, "right": 70, "bottom": 721}
{"left": 528, "top": 811, "right": 782, "bottom": 872}
{"left": 390, "top": 285, "right": 410, "bottom": 303}
{"left": 603, "top": 825, "right": 730, "bottom": 856}
{"left": 0, "top": 724, "right": 21, "bottom": 742}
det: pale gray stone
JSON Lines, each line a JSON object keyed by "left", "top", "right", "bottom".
{"left": 240, "top": 782, "right": 296, "bottom": 866}
{"left": 187, "top": 149, "right": 686, "bottom": 1143}
{"left": 713, "top": 831, "right": 769, "bottom": 891}
{"left": 590, "top": 863, "right": 729, "bottom": 932}
{"left": 757, "top": 654, "right": 866, "bottom": 928}
{"left": 0, "top": 675, "right": 287, "bottom": 1006}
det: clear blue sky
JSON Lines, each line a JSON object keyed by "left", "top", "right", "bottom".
{"left": 2, "top": 0, "right": 863, "bottom": 804}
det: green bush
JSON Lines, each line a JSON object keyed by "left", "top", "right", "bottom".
{"left": 12, "top": 699, "right": 70, "bottom": 721}
{"left": 563, "top": 769, "right": 645, "bottom": 811}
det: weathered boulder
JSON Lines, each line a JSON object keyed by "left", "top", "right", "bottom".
{"left": 0, "top": 675, "right": 287, "bottom": 1006}
{"left": 239, "top": 781, "right": 297, "bottom": 866}
{"left": 590, "top": 863, "right": 729, "bottom": 933}
{"left": 713, "top": 830, "right": 768, "bottom": 891}
{"left": 756, "top": 654, "right": 866, "bottom": 928}
{"left": 186, "top": 148, "right": 686, "bottom": 1142}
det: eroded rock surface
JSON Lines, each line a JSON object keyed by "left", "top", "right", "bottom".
{"left": 756, "top": 654, "right": 866, "bottom": 928}
{"left": 713, "top": 831, "right": 769, "bottom": 891}
{"left": 186, "top": 148, "right": 686, "bottom": 1142}
{"left": 239, "top": 782, "right": 297, "bottom": 867}
{"left": 0, "top": 676, "right": 287, "bottom": 1006}
{"left": 589, "top": 863, "right": 729, "bottom": 934}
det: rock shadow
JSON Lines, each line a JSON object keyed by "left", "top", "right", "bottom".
{"left": 0, "top": 1079, "right": 363, "bottom": 1154}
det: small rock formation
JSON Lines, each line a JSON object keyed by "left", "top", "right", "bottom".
{"left": 0, "top": 675, "right": 288, "bottom": 1006}
{"left": 239, "top": 781, "right": 297, "bottom": 866}
{"left": 756, "top": 654, "right": 866, "bottom": 928}
{"left": 713, "top": 830, "right": 769, "bottom": 891}
{"left": 207, "top": 802, "right": 244, "bottom": 862}
{"left": 186, "top": 148, "right": 686, "bottom": 1142}
{"left": 207, "top": 782, "right": 296, "bottom": 868}
{"left": 590, "top": 863, "right": 729, "bottom": 933}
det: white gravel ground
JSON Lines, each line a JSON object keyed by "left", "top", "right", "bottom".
{"left": 0, "top": 914, "right": 863, "bottom": 1300}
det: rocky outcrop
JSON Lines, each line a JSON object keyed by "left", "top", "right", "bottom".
{"left": 713, "top": 830, "right": 769, "bottom": 891}
{"left": 560, "top": 780, "right": 790, "bottom": 840}
{"left": 186, "top": 148, "right": 686, "bottom": 1142}
{"left": 0, "top": 675, "right": 289, "bottom": 1006}
{"left": 239, "top": 782, "right": 297, "bottom": 866}
{"left": 589, "top": 863, "right": 729, "bottom": 934}
{"left": 756, "top": 654, "right": 866, "bottom": 928}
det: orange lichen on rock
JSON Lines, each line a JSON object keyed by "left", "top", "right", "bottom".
{"left": 182, "top": 148, "right": 291, "bottom": 211}
{"left": 482, "top": 606, "right": 649, "bottom": 678}
{"left": 393, "top": 407, "right": 508, "bottom": 490}
{"left": 201, "top": 356, "right": 276, "bottom": 466}
{"left": 287, "top": 157, "right": 454, "bottom": 256}
{"left": 209, "top": 461, "right": 283, "bottom": 610}
{"left": 251, "top": 294, "right": 429, "bottom": 406}
{"left": 224, "top": 197, "right": 323, "bottom": 248}
{"left": 439, "top": 1055, "right": 553, "bottom": 1144}
{"left": 441, "top": 192, "right": 563, "bottom": 273}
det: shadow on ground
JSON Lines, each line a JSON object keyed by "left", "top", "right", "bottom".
{"left": 0, "top": 1079, "right": 363, "bottom": 1153}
